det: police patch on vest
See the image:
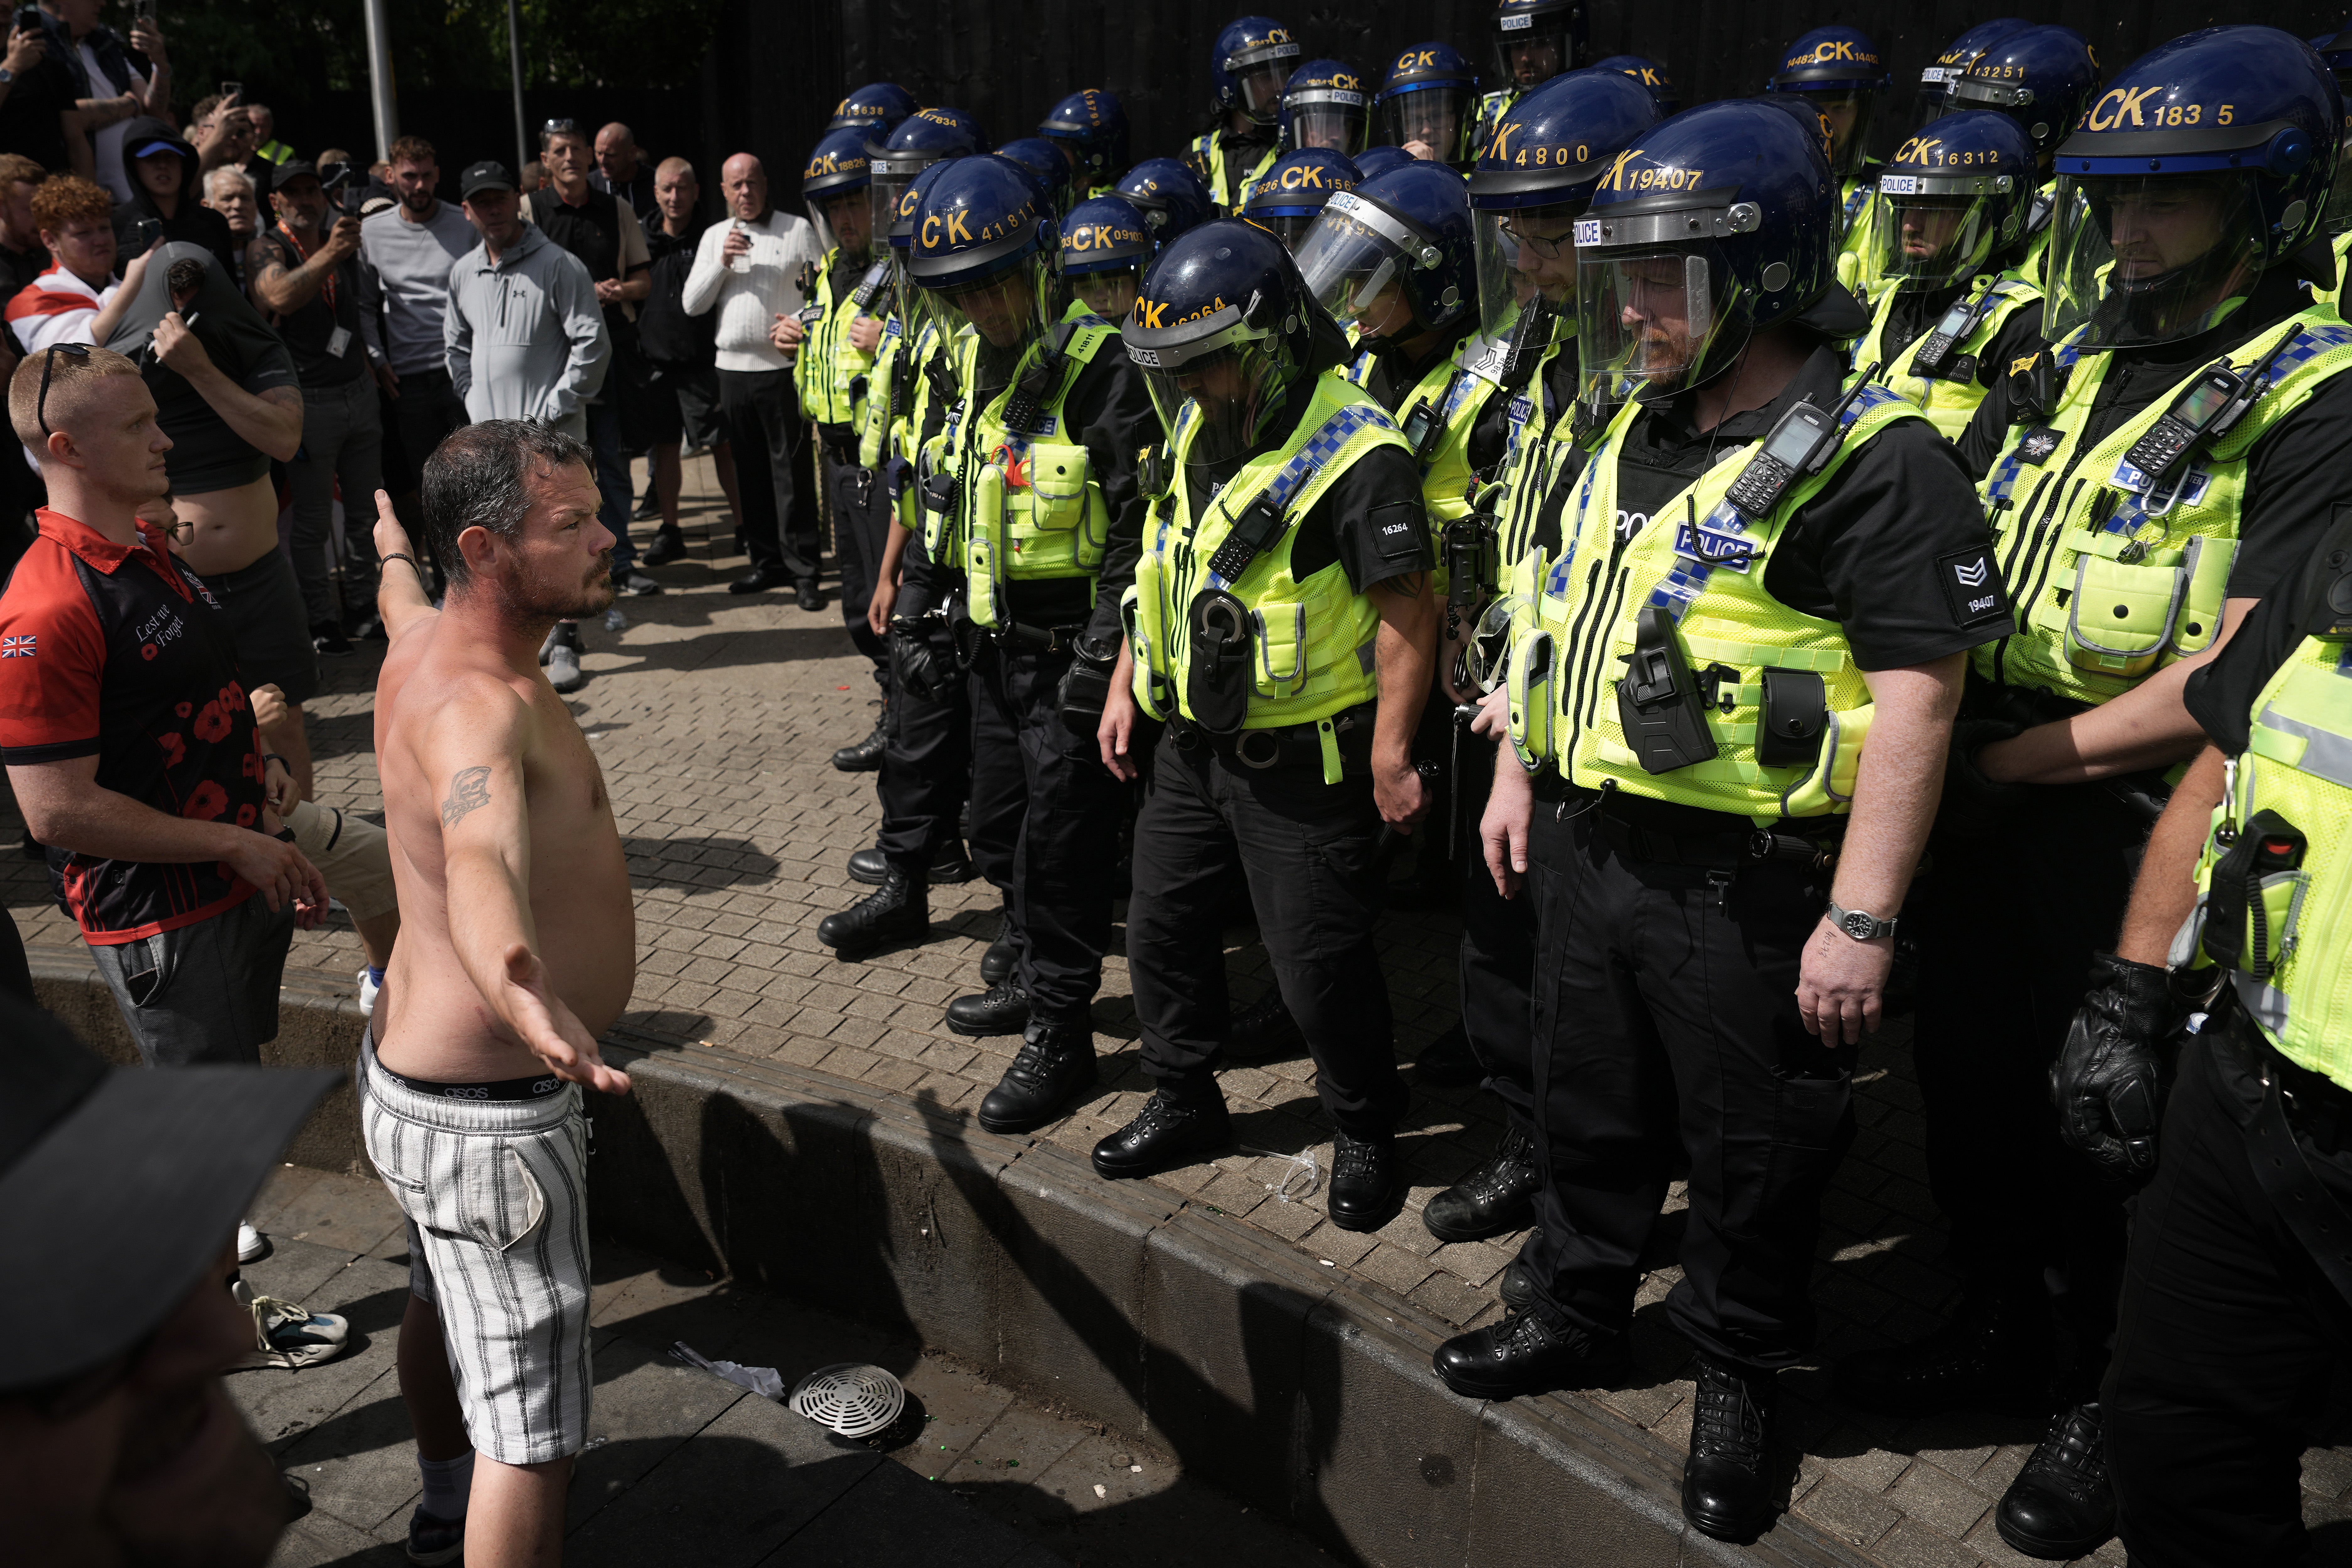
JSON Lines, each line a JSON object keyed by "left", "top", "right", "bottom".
{"left": 2013, "top": 425, "right": 2062, "bottom": 465}
{"left": 2110, "top": 455, "right": 2210, "bottom": 508}
{"left": 1937, "top": 545, "right": 2009, "bottom": 628}
{"left": 1672, "top": 520, "right": 1754, "bottom": 573}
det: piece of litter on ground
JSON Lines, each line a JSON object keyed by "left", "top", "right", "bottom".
{"left": 836, "top": 684, "right": 850, "bottom": 690}
{"left": 603, "top": 606, "right": 627, "bottom": 632}
{"left": 1093, "top": 1483, "right": 1107, "bottom": 1498}
{"left": 583, "top": 1435, "right": 608, "bottom": 1450}
{"left": 1319, "top": 1259, "right": 1335, "bottom": 1267}
{"left": 1241, "top": 1144, "right": 1320, "bottom": 1202}
{"left": 1129, "top": 1464, "right": 1142, "bottom": 1473}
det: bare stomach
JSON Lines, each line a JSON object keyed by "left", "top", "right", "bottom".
{"left": 170, "top": 474, "right": 281, "bottom": 577}
{"left": 373, "top": 856, "right": 637, "bottom": 1082}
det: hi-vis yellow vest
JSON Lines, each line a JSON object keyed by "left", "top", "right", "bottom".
{"left": 2319, "top": 230, "right": 2352, "bottom": 309}
{"left": 1850, "top": 273, "right": 2041, "bottom": 440}
{"left": 1187, "top": 131, "right": 1279, "bottom": 213}
{"left": 2183, "top": 631, "right": 2352, "bottom": 1083}
{"left": 1505, "top": 385, "right": 1927, "bottom": 823}
{"left": 794, "top": 249, "right": 875, "bottom": 429}
{"left": 858, "top": 313, "right": 907, "bottom": 470}
{"left": 939, "top": 307, "right": 1117, "bottom": 628}
{"left": 1123, "top": 376, "right": 1402, "bottom": 732}
{"left": 1974, "top": 309, "right": 2352, "bottom": 704}
{"left": 1487, "top": 325, "right": 1582, "bottom": 572}
{"left": 1835, "top": 174, "right": 1887, "bottom": 298}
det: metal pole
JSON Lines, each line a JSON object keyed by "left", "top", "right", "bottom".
{"left": 360, "top": 0, "right": 397, "bottom": 163}
{"left": 505, "top": 0, "right": 528, "bottom": 175}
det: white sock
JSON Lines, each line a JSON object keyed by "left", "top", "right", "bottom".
{"left": 417, "top": 1449, "right": 475, "bottom": 1521}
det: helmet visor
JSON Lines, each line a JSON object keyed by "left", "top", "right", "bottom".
{"left": 1071, "top": 267, "right": 1140, "bottom": 322}
{"left": 1288, "top": 99, "right": 1366, "bottom": 155}
{"left": 2327, "top": 162, "right": 2352, "bottom": 237}
{"left": 1909, "top": 69, "right": 1955, "bottom": 133}
{"left": 1493, "top": 20, "right": 1574, "bottom": 91}
{"left": 1475, "top": 201, "right": 1579, "bottom": 343}
{"left": 924, "top": 255, "right": 1052, "bottom": 371}
{"left": 870, "top": 169, "right": 918, "bottom": 264}
{"left": 1380, "top": 88, "right": 1469, "bottom": 162}
{"left": 2041, "top": 171, "right": 2265, "bottom": 351}
{"left": 1294, "top": 192, "right": 1415, "bottom": 336}
{"left": 1142, "top": 335, "right": 1289, "bottom": 467}
{"left": 808, "top": 189, "right": 873, "bottom": 264}
{"left": 1874, "top": 175, "right": 2014, "bottom": 289}
{"left": 1250, "top": 208, "right": 1324, "bottom": 251}
{"left": 1236, "top": 62, "right": 1289, "bottom": 123}
{"left": 1793, "top": 89, "right": 1875, "bottom": 180}
{"left": 1576, "top": 243, "right": 1743, "bottom": 407}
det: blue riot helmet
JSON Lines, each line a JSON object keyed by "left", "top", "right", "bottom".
{"left": 1591, "top": 56, "right": 1678, "bottom": 118}
{"left": 888, "top": 159, "right": 960, "bottom": 334}
{"left": 1947, "top": 26, "right": 2103, "bottom": 168}
{"left": 1491, "top": 0, "right": 1586, "bottom": 94}
{"left": 1244, "top": 148, "right": 1360, "bottom": 250}
{"left": 910, "top": 155, "right": 1057, "bottom": 376}
{"left": 1376, "top": 42, "right": 1480, "bottom": 166}
{"left": 1466, "top": 67, "right": 1660, "bottom": 346}
{"left": 2043, "top": 26, "right": 2343, "bottom": 351}
{"left": 1279, "top": 60, "right": 1369, "bottom": 156}
{"left": 1874, "top": 111, "right": 2040, "bottom": 290}
{"left": 1038, "top": 89, "right": 1130, "bottom": 186}
{"left": 1211, "top": 16, "right": 1302, "bottom": 127}
{"left": 1572, "top": 99, "right": 1837, "bottom": 407}
{"left": 1754, "top": 92, "right": 1836, "bottom": 170}
{"left": 802, "top": 127, "right": 875, "bottom": 263}
{"left": 867, "top": 107, "right": 989, "bottom": 259}
{"left": 828, "top": 83, "right": 917, "bottom": 135}
{"left": 997, "top": 137, "right": 1071, "bottom": 218}
{"left": 2320, "top": 24, "right": 2352, "bottom": 232}
{"left": 1295, "top": 160, "right": 1475, "bottom": 342}
{"left": 1058, "top": 195, "right": 1153, "bottom": 322}
{"left": 1115, "top": 158, "right": 1216, "bottom": 246}
{"left": 1351, "top": 145, "right": 1414, "bottom": 181}
{"left": 1910, "top": 20, "right": 2030, "bottom": 132}
{"left": 1125, "top": 218, "right": 1320, "bottom": 462}
{"left": 1766, "top": 24, "right": 1891, "bottom": 181}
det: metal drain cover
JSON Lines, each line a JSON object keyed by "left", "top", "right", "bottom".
{"left": 787, "top": 1362, "right": 906, "bottom": 1438}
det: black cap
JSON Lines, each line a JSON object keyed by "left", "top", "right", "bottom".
{"left": 0, "top": 995, "right": 339, "bottom": 1393}
{"left": 461, "top": 160, "right": 517, "bottom": 198}
{"left": 262, "top": 158, "right": 318, "bottom": 197}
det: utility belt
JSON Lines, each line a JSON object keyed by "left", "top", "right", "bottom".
{"left": 1166, "top": 700, "right": 1376, "bottom": 781}
{"left": 2206, "top": 992, "right": 2352, "bottom": 1304}
{"left": 993, "top": 619, "right": 1090, "bottom": 655}
{"left": 1579, "top": 788, "right": 1842, "bottom": 871}
{"left": 817, "top": 421, "right": 861, "bottom": 462}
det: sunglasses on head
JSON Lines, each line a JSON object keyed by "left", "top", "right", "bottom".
{"left": 35, "top": 342, "right": 91, "bottom": 435}
{"left": 542, "top": 118, "right": 580, "bottom": 135}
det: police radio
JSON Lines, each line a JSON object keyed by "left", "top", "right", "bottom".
{"left": 849, "top": 259, "right": 892, "bottom": 312}
{"left": 1400, "top": 395, "right": 1443, "bottom": 459}
{"left": 1499, "top": 297, "right": 1553, "bottom": 389}
{"left": 1909, "top": 292, "right": 1988, "bottom": 380}
{"left": 1442, "top": 499, "right": 1498, "bottom": 636}
{"left": 2119, "top": 333, "right": 2295, "bottom": 518}
{"left": 1000, "top": 322, "right": 1078, "bottom": 435}
{"left": 1723, "top": 363, "right": 1880, "bottom": 521}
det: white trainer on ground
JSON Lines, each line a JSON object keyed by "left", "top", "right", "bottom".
{"left": 230, "top": 1276, "right": 351, "bottom": 1371}
{"left": 237, "top": 1221, "right": 265, "bottom": 1263}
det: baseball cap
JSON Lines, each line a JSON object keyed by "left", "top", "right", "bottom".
{"left": 263, "top": 158, "right": 319, "bottom": 197}
{"left": 0, "top": 995, "right": 340, "bottom": 1393}
{"left": 130, "top": 139, "right": 181, "bottom": 161}
{"left": 461, "top": 160, "right": 517, "bottom": 198}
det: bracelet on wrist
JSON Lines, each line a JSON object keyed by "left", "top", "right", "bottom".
{"left": 262, "top": 753, "right": 287, "bottom": 769}
{"left": 382, "top": 551, "right": 423, "bottom": 577}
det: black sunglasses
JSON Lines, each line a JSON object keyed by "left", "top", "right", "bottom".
{"left": 542, "top": 118, "right": 579, "bottom": 135}
{"left": 35, "top": 341, "right": 91, "bottom": 435}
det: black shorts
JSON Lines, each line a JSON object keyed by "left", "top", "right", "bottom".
{"left": 641, "top": 363, "right": 725, "bottom": 451}
{"left": 200, "top": 548, "right": 319, "bottom": 705}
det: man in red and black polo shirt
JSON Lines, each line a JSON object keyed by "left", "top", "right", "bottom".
{"left": 0, "top": 342, "right": 325, "bottom": 1069}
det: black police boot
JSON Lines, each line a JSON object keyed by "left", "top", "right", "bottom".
{"left": 976, "top": 1022, "right": 1099, "bottom": 1135}
{"left": 1092, "top": 1089, "right": 1232, "bottom": 1179}
{"left": 1220, "top": 989, "right": 1301, "bottom": 1062}
{"left": 830, "top": 702, "right": 888, "bottom": 772}
{"left": 979, "top": 911, "right": 1016, "bottom": 985}
{"left": 816, "top": 872, "right": 928, "bottom": 957}
{"left": 848, "top": 840, "right": 976, "bottom": 887}
{"left": 1413, "top": 1022, "right": 1483, "bottom": 1087}
{"left": 945, "top": 979, "right": 1030, "bottom": 1037}
{"left": 1832, "top": 1289, "right": 2051, "bottom": 1418}
{"left": 1995, "top": 1402, "right": 2115, "bottom": 1560}
{"left": 1432, "top": 1307, "right": 1627, "bottom": 1401}
{"left": 1422, "top": 1126, "right": 1539, "bottom": 1243}
{"left": 642, "top": 525, "right": 687, "bottom": 567}
{"left": 1683, "top": 1353, "right": 1779, "bottom": 1543}
{"left": 1327, "top": 1130, "right": 1408, "bottom": 1232}
{"left": 1497, "top": 1259, "right": 1533, "bottom": 1309}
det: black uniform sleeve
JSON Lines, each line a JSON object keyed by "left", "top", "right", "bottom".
{"left": 1973, "top": 309, "right": 2045, "bottom": 394}
{"left": 2231, "top": 371, "right": 2352, "bottom": 598}
{"left": 1952, "top": 322, "right": 2044, "bottom": 481}
{"left": 1286, "top": 443, "right": 1434, "bottom": 593}
{"left": 2185, "top": 512, "right": 2352, "bottom": 753}
{"left": 1765, "top": 419, "right": 2018, "bottom": 671}
{"left": 1068, "top": 339, "right": 1158, "bottom": 645}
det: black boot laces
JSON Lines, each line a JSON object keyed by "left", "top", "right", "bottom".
{"left": 2021, "top": 1403, "right": 2105, "bottom": 1497}
{"left": 1691, "top": 1360, "right": 1769, "bottom": 1466}
{"left": 851, "top": 876, "right": 915, "bottom": 920}
{"left": 1129, "top": 1090, "right": 1202, "bottom": 1139}
{"left": 1005, "top": 1029, "right": 1073, "bottom": 1088}
{"left": 1332, "top": 1133, "right": 1386, "bottom": 1183}
{"left": 1465, "top": 1128, "right": 1538, "bottom": 1200}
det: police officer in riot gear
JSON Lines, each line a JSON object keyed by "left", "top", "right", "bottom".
{"left": 1241, "top": 149, "right": 1360, "bottom": 252}
{"left": 1765, "top": 24, "right": 1893, "bottom": 292}
{"left": 1297, "top": 161, "right": 1478, "bottom": 410}
{"left": 1090, "top": 219, "right": 1439, "bottom": 1230}
{"left": 1908, "top": 19, "right": 2030, "bottom": 133}
{"left": 1476, "top": 0, "right": 1587, "bottom": 152}
{"left": 1114, "top": 158, "right": 1216, "bottom": 248}
{"left": 1849, "top": 111, "right": 2046, "bottom": 439}
{"left": 1844, "top": 28, "right": 2352, "bottom": 1561}
{"left": 1430, "top": 99, "right": 2007, "bottom": 1543}
{"left": 1057, "top": 196, "right": 1153, "bottom": 323}
{"left": 1038, "top": 89, "right": 1130, "bottom": 201}
{"left": 800, "top": 126, "right": 896, "bottom": 771}
{"left": 1376, "top": 42, "right": 1483, "bottom": 170}
{"left": 896, "top": 157, "right": 1155, "bottom": 1130}
{"left": 1278, "top": 59, "right": 1370, "bottom": 159}
{"left": 1190, "top": 16, "right": 1301, "bottom": 212}
{"left": 1943, "top": 25, "right": 2104, "bottom": 283}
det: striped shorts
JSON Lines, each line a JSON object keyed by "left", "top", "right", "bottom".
{"left": 358, "top": 1032, "right": 593, "bottom": 1466}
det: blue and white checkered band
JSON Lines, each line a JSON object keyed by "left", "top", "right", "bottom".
{"left": 883, "top": 317, "right": 904, "bottom": 341}
{"left": 1440, "top": 367, "right": 1486, "bottom": 424}
{"left": 1646, "top": 384, "right": 1903, "bottom": 621}
{"left": 1204, "top": 399, "right": 1398, "bottom": 589}
{"left": 1844, "top": 183, "right": 1872, "bottom": 226}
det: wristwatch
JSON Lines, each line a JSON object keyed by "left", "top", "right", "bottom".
{"left": 0, "top": 69, "right": 15, "bottom": 86}
{"left": 1825, "top": 901, "right": 1898, "bottom": 942}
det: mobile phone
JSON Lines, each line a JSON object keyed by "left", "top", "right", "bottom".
{"left": 131, "top": 0, "right": 155, "bottom": 24}
{"left": 13, "top": 5, "right": 40, "bottom": 35}
{"left": 220, "top": 80, "right": 241, "bottom": 99}
{"left": 126, "top": 215, "right": 162, "bottom": 257}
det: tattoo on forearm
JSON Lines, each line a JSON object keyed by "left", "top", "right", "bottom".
{"left": 440, "top": 766, "right": 491, "bottom": 827}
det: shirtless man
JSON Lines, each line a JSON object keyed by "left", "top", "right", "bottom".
{"left": 361, "top": 419, "right": 633, "bottom": 1568}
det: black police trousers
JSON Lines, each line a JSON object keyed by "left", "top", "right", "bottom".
{"left": 819, "top": 427, "right": 888, "bottom": 697}
{"left": 1459, "top": 733, "right": 1537, "bottom": 1138}
{"left": 1521, "top": 797, "right": 1853, "bottom": 1370}
{"left": 2104, "top": 1005, "right": 2352, "bottom": 1567}
{"left": 1125, "top": 730, "right": 1407, "bottom": 1139}
{"left": 1909, "top": 782, "right": 2142, "bottom": 1383}
{"left": 967, "top": 635, "right": 1122, "bottom": 1027}
{"left": 873, "top": 600, "right": 973, "bottom": 880}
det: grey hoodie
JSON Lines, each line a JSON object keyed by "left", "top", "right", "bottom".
{"left": 443, "top": 221, "right": 608, "bottom": 440}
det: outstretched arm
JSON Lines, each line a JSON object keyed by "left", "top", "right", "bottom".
{"left": 369, "top": 490, "right": 438, "bottom": 642}
{"left": 424, "top": 686, "right": 630, "bottom": 1094}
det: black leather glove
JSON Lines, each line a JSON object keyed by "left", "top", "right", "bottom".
{"left": 1936, "top": 716, "right": 2030, "bottom": 840}
{"left": 891, "top": 616, "right": 955, "bottom": 703}
{"left": 2051, "top": 952, "right": 2181, "bottom": 1188}
{"left": 1056, "top": 635, "right": 1117, "bottom": 739}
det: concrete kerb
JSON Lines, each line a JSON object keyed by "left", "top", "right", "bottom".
{"left": 30, "top": 952, "right": 1875, "bottom": 1568}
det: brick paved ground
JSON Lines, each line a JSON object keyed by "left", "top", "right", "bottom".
{"left": 11, "top": 455, "right": 2352, "bottom": 1567}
